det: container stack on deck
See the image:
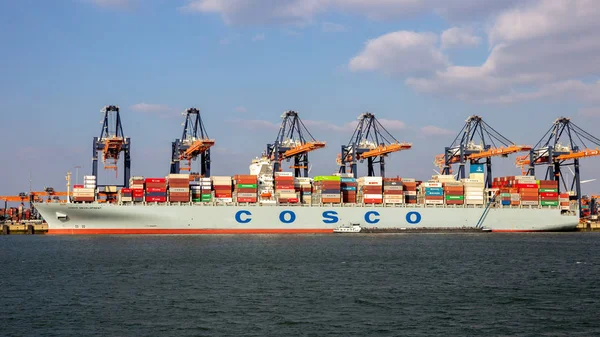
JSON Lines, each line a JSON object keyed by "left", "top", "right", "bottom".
{"left": 145, "top": 178, "right": 167, "bottom": 203}
{"left": 464, "top": 179, "right": 485, "bottom": 205}
{"left": 358, "top": 177, "right": 383, "bottom": 204}
{"left": 560, "top": 193, "right": 570, "bottom": 210}
{"left": 383, "top": 178, "right": 403, "bottom": 204}
{"left": 274, "top": 172, "right": 297, "bottom": 203}
{"left": 313, "top": 176, "right": 341, "bottom": 204}
{"left": 341, "top": 176, "right": 357, "bottom": 203}
{"left": 538, "top": 180, "right": 559, "bottom": 207}
{"left": 403, "top": 179, "right": 417, "bottom": 204}
{"left": 421, "top": 182, "right": 444, "bottom": 205}
{"left": 129, "top": 176, "right": 145, "bottom": 202}
{"left": 212, "top": 176, "right": 233, "bottom": 203}
{"left": 119, "top": 188, "right": 132, "bottom": 202}
{"left": 168, "top": 174, "right": 190, "bottom": 203}
{"left": 235, "top": 175, "right": 258, "bottom": 203}
{"left": 294, "top": 177, "right": 312, "bottom": 204}
{"left": 444, "top": 181, "right": 464, "bottom": 205}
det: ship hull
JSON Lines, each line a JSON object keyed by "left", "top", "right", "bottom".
{"left": 33, "top": 202, "right": 579, "bottom": 234}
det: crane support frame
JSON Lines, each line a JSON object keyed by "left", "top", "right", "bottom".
{"left": 170, "top": 108, "right": 215, "bottom": 176}
{"left": 338, "top": 112, "right": 411, "bottom": 178}
{"left": 267, "top": 111, "right": 325, "bottom": 177}
{"left": 92, "top": 105, "right": 131, "bottom": 188}
{"left": 515, "top": 117, "right": 600, "bottom": 214}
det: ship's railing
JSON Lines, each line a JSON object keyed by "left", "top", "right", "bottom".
{"left": 99, "top": 200, "right": 569, "bottom": 212}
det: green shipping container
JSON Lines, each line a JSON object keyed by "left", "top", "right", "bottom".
{"left": 541, "top": 201, "right": 559, "bottom": 206}
{"left": 500, "top": 193, "right": 510, "bottom": 197}
{"left": 237, "top": 184, "right": 257, "bottom": 189}
{"left": 539, "top": 188, "right": 558, "bottom": 192}
{"left": 445, "top": 195, "right": 464, "bottom": 200}
{"left": 192, "top": 198, "right": 202, "bottom": 202}
{"left": 313, "top": 176, "right": 341, "bottom": 182}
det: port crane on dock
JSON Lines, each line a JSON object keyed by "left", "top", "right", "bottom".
{"left": 267, "top": 111, "right": 325, "bottom": 177}
{"left": 170, "top": 108, "right": 215, "bottom": 176}
{"left": 92, "top": 105, "right": 131, "bottom": 188}
{"left": 515, "top": 117, "right": 600, "bottom": 213}
{"left": 337, "top": 112, "right": 412, "bottom": 178}
{"left": 434, "top": 115, "right": 531, "bottom": 188}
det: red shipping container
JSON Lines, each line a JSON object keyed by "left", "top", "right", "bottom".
{"left": 364, "top": 199, "right": 383, "bottom": 204}
{"left": 237, "top": 197, "right": 257, "bottom": 203}
{"left": 516, "top": 184, "right": 538, "bottom": 189}
{"left": 236, "top": 188, "right": 257, "bottom": 193}
{"left": 276, "top": 184, "right": 295, "bottom": 190}
{"left": 121, "top": 188, "right": 132, "bottom": 193}
{"left": 73, "top": 184, "right": 84, "bottom": 188}
{"left": 540, "top": 192, "right": 558, "bottom": 198}
{"left": 132, "top": 190, "right": 144, "bottom": 197}
{"left": 146, "top": 196, "right": 167, "bottom": 202}
{"left": 146, "top": 178, "right": 166, "bottom": 183}
{"left": 146, "top": 187, "right": 167, "bottom": 193}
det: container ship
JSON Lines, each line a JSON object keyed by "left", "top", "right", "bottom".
{"left": 33, "top": 157, "right": 580, "bottom": 234}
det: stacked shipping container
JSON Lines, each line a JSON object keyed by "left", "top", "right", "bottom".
{"left": 235, "top": 175, "right": 258, "bottom": 203}
{"left": 403, "top": 179, "right": 417, "bottom": 204}
{"left": 129, "top": 176, "right": 145, "bottom": 202}
{"left": 145, "top": 178, "right": 167, "bottom": 203}
{"left": 341, "top": 177, "right": 357, "bottom": 203}
{"left": 444, "top": 182, "right": 464, "bottom": 205}
{"left": 212, "top": 176, "right": 233, "bottom": 203}
{"left": 294, "top": 177, "right": 312, "bottom": 204}
{"left": 313, "top": 176, "right": 341, "bottom": 203}
{"left": 358, "top": 177, "right": 383, "bottom": 204}
{"left": 168, "top": 174, "right": 190, "bottom": 202}
{"left": 383, "top": 178, "right": 403, "bottom": 204}
{"left": 422, "top": 182, "right": 444, "bottom": 205}
{"left": 275, "top": 172, "right": 297, "bottom": 203}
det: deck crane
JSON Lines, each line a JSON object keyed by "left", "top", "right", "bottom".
{"left": 170, "top": 108, "right": 215, "bottom": 176}
{"left": 434, "top": 115, "right": 532, "bottom": 188}
{"left": 337, "top": 112, "right": 412, "bottom": 178}
{"left": 92, "top": 105, "right": 131, "bottom": 187}
{"left": 266, "top": 110, "right": 326, "bottom": 177}
{"left": 515, "top": 117, "right": 600, "bottom": 214}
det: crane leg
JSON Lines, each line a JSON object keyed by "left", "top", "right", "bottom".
{"left": 486, "top": 158, "right": 492, "bottom": 189}
{"left": 92, "top": 137, "right": 99, "bottom": 178}
{"left": 380, "top": 156, "right": 385, "bottom": 178}
{"left": 367, "top": 158, "right": 374, "bottom": 177}
{"left": 574, "top": 159, "right": 582, "bottom": 217}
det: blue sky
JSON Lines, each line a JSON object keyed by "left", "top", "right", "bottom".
{"left": 1, "top": 0, "right": 600, "bottom": 196}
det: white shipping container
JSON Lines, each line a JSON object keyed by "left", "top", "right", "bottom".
{"left": 190, "top": 185, "right": 202, "bottom": 190}
{"left": 274, "top": 172, "right": 294, "bottom": 177}
{"left": 402, "top": 178, "right": 416, "bottom": 182}
{"left": 383, "top": 186, "right": 403, "bottom": 191}
{"left": 404, "top": 191, "right": 417, "bottom": 196}
{"left": 130, "top": 184, "right": 144, "bottom": 190}
{"left": 465, "top": 200, "right": 484, "bottom": 205}
{"left": 214, "top": 198, "right": 233, "bottom": 203}
{"left": 294, "top": 177, "right": 311, "bottom": 182}
{"left": 511, "top": 194, "right": 521, "bottom": 201}
{"left": 422, "top": 182, "right": 443, "bottom": 188}
{"left": 363, "top": 194, "right": 383, "bottom": 199}
{"left": 383, "top": 195, "right": 404, "bottom": 199}
{"left": 384, "top": 199, "right": 404, "bottom": 204}
{"left": 276, "top": 189, "right": 295, "bottom": 194}
{"left": 73, "top": 188, "right": 95, "bottom": 193}
{"left": 237, "top": 193, "right": 257, "bottom": 198}
{"left": 361, "top": 176, "right": 383, "bottom": 183}
{"left": 321, "top": 193, "right": 341, "bottom": 198}
{"left": 465, "top": 195, "right": 484, "bottom": 200}
{"left": 521, "top": 200, "right": 539, "bottom": 206}
{"left": 168, "top": 174, "right": 190, "bottom": 179}
{"left": 443, "top": 182, "right": 463, "bottom": 187}
{"left": 120, "top": 197, "right": 132, "bottom": 202}
{"left": 84, "top": 175, "right": 96, "bottom": 180}
{"left": 425, "top": 199, "right": 444, "bottom": 204}
{"left": 514, "top": 176, "right": 536, "bottom": 181}
{"left": 169, "top": 188, "right": 189, "bottom": 193}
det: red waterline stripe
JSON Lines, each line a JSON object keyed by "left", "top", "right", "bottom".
{"left": 47, "top": 228, "right": 334, "bottom": 235}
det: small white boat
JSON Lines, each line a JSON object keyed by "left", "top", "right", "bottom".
{"left": 333, "top": 224, "right": 362, "bottom": 233}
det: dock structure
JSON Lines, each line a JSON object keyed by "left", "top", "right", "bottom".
{"left": 1, "top": 221, "right": 48, "bottom": 235}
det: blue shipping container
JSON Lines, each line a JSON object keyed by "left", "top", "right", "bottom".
{"left": 470, "top": 164, "right": 484, "bottom": 174}
{"left": 341, "top": 186, "right": 357, "bottom": 191}
{"left": 425, "top": 190, "right": 444, "bottom": 196}
{"left": 340, "top": 177, "right": 356, "bottom": 183}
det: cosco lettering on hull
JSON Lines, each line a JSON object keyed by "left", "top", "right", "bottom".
{"left": 234, "top": 210, "right": 422, "bottom": 225}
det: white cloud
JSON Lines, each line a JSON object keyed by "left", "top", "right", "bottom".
{"left": 322, "top": 22, "right": 346, "bottom": 33}
{"left": 235, "top": 106, "right": 247, "bottom": 113}
{"left": 179, "top": 0, "right": 525, "bottom": 25}
{"left": 349, "top": 31, "right": 448, "bottom": 76}
{"left": 377, "top": 119, "right": 406, "bottom": 131}
{"left": 130, "top": 103, "right": 172, "bottom": 113}
{"left": 440, "top": 27, "right": 480, "bottom": 49}
{"left": 421, "top": 125, "right": 455, "bottom": 136}
{"left": 252, "top": 33, "right": 265, "bottom": 41}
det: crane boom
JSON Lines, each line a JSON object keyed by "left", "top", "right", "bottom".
{"left": 467, "top": 145, "right": 532, "bottom": 160}
{"left": 360, "top": 143, "right": 412, "bottom": 159}
{"left": 282, "top": 141, "right": 326, "bottom": 159}
{"left": 555, "top": 148, "right": 600, "bottom": 161}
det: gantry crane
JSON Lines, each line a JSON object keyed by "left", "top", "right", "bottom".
{"left": 434, "top": 115, "right": 531, "bottom": 188}
{"left": 92, "top": 105, "right": 131, "bottom": 187}
{"left": 515, "top": 117, "right": 600, "bottom": 214}
{"left": 267, "top": 110, "right": 325, "bottom": 177}
{"left": 170, "top": 108, "right": 215, "bottom": 176}
{"left": 337, "top": 112, "right": 412, "bottom": 178}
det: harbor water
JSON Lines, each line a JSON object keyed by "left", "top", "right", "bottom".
{"left": 2, "top": 233, "right": 600, "bottom": 336}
